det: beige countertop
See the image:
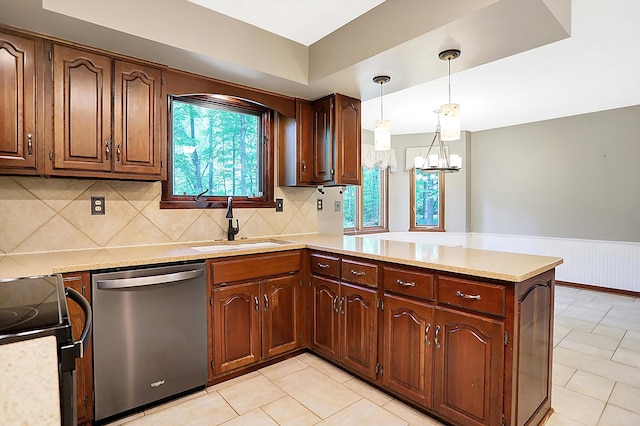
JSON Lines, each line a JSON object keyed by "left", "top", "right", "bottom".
{"left": 0, "top": 234, "right": 562, "bottom": 282}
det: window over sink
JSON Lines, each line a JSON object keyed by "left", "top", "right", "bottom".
{"left": 161, "top": 94, "right": 274, "bottom": 209}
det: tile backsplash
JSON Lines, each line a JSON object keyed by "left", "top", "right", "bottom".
{"left": 0, "top": 176, "right": 318, "bottom": 255}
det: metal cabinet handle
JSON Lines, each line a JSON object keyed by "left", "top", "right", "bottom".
{"left": 350, "top": 269, "right": 365, "bottom": 277}
{"left": 263, "top": 294, "right": 269, "bottom": 310}
{"left": 302, "top": 161, "right": 307, "bottom": 172}
{"left": 456, "top": 290, "right": 481, "bottom": 301}
{"left": 317, "top": 263, "right": 330, "bottom": 269}
{"left": 333, "top": 295, "right": 338, "bottom": 313}
{"left": 435, "top": 325, "right": 441, "bottom": 349}
{"left": 27, "top": 134, "right": 33, "bottom": 156}
{"left": 339, "top": 296, "right": 344, "bottom": 315}
{"left": 396, "top": 279, "right": 416, "bottom": 287}
{"left": 254, "top": 296, "right": 259, "bottom": 313}
{"left": 116, "top": 143, "right": 121, "bottom": 162}
{"left": 425, "top": 323, "right": 431, "bottom": 346}
{"left": 105, "top": 140, "right": 111, "bottom": 161}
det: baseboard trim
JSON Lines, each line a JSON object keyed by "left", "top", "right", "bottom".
{"left": 556, "top": 280, "right": 640, "bottom": 298}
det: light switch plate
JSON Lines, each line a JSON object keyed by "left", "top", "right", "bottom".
{"left": 275, "top": 198, "right": 283, "bottom": 212}
{"left": 335, "top": 200, "right": 341, "bottom": 211}
{"left": 317, "top": 199, "right": 323, "bottom": 211}
{"left": 91, "top": 196, "right": 105, "bottom": 215}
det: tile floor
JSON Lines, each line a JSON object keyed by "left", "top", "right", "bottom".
{"left": 106, "top": 285, "right": 640, "bottom": 426}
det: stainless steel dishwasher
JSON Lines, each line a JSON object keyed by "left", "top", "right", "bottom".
{"left": 92, "top": 262, "right": 207, "bottom": 422}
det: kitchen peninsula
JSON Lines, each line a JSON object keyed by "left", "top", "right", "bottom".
{"left": 0, "top": 234, "right": 562, "bottom": 426}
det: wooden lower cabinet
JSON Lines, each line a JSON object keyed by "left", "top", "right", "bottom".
{"left": 433, "top": 307, "right": 505, "bottom": 426}
{"left": 212, "top": 274, "right": 300, "bottom": 375}
{"left": 262, "top": 275, "right": 300, "bottom": 359}
{"left": 382, "top": 293, "right": 434, "bottom": 407}
{"left": 341, "top": 282, "right": 377, "bottom": 380}
{"left": 310, "top": 275, "right": 378, "bottom": 381}
{"left": 310, "top": 275, "right": 340, "bottom": 359}
{"left": 212, "top": 282, "right": 261, "bottom": 374}
{"left": 62, "top": 272, "right": 93, "bottom": 426}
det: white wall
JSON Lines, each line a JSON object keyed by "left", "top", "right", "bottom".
{"left": 471, "top": 105, "right": 640, "bottom": 242}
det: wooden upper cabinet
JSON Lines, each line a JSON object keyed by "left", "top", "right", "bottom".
{"left": 51, "top": 44, "right": 112, "bottom": 173}
{"left": 0, "top": 30, "right": 40, "bottom": 173}
{"left": 48, "top": 43, "right": 164, "bottom": 179}
{"left": 113, "top": 61, "right": 162, "bottom": 176}
{"left": 333, "top": 94, "right": 361, "bottom": 185}
{"left": 312, "top": 96, "right": 334, "bottom": 183}
{"left": 279, "top": 93, "right": 361, "bottom": 187}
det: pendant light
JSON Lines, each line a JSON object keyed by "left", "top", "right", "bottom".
{"left": 414, "top": 110, "right": 462, "bottom": 173}
{"left": 438, "top": 49, "right": 461, "bottom": 141}
{"left": 373, "top": 75, "right": 391, "bottom": 151}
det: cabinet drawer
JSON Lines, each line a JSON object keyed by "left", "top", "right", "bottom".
{"left": 341, "top": 258, "right": 378, "bottom": 288}
{"left": 438, "top": 276, "right": 506, "bottom": 317}
{"left": 211, "top": 251, "right": 300, "bottom": 285}
{"left": 383, "top": 266, "right": 434, "bottom": 301}
{"left": 310, "top": 253, "right": 340, "bottom": 279}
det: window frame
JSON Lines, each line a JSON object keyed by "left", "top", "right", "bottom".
{"left": 160, "top": 94, "right": 275, "bottom": 209}
{"left": 344, "top": 166, "right": 389, "bottom": 235}
{"left": 409, "top": 169, "right": 445, "bottom": 232}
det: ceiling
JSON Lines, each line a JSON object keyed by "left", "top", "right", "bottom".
{"left": 1, "top": 0, "right": 638, "bottom": 134}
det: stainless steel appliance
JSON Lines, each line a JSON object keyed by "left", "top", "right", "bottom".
{"left": 0, "top": 274, "right": 92, "bottom": 426}
{"left": 92, "top": 262, "right": 207, "bottom": 422}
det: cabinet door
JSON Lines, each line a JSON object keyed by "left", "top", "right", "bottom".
{"left": 262, "top": 274, "right": 300, "bottom": 359}
{"left": 310, "top": 275, "right": 340, "bottom": 360}
{"left": 334, "top": 94, "right": 361, "bottom": 185}
{"left": 312, "top": 96, "right": 333, "bottom": 183}
{"left": 383, "top": 293, "right": 434, "bottom": 407}
{"left": 434, "top": 307, "right": 504, "bottom": 426}
{"left": 340, "top": 282, "right": 378, "bottom": 380}
{"left": 52, "top": 44, "right": 112, "bottom": 172}
{"left": 0, "top": 31, "right": 38, "bottom": 172}
{"left": 113, "top": 60, "right": 163, "bottom": 177}
{"left": 62, "top": 272, "right": 93, "bottom": 426}
{"left": 296, "top": 99, "right": 314, "bottom": 184}
{"left": 213, "top": 282, "right": 261, "bottom": 375}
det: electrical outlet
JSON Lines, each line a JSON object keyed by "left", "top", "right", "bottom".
{"left": 275, "top": 198, "right": 283, "bottom": 212}
{"left": 317, "top": 199, "right": 323, "bottom": 211}
{"left": 91, "top": 196, "right": 105, "bottom": 215}
{"left": 335, "top": 200, "right": 341, "bottom": 211}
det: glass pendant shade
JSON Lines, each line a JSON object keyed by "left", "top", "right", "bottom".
{"left": 374, "top": 119, "right": 391, "bottom": 151}
{"left": 439, "top": 103, "right": 460, "bottom": 141}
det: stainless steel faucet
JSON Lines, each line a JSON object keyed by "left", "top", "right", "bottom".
{"left": 225, "top": 196, "right": 240, "bottom": 241}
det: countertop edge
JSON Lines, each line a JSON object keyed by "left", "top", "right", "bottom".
{"left": 1, "top": 236, "right": 563, "bottom": 283}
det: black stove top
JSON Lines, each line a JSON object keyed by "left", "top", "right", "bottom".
{"left": 0, "top": 275, "right": 66, "bottom": 336}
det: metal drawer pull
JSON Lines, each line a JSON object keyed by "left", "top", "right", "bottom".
{"left": 105, "top": 140, "right": 111, "bottom": 161}
{"left": 425, "top": 323, "right": 431, "bottom": 346}
{"left": 263, "top": 294, "right": 269, "bottom": 310}
{"left": 317, "top": 263, "right": 330, "bottom": 269}
{"left": 350, "top": 269, "right": 366, "bottom": 277}
{"left": 333, "top": 295, "right": 338, "bottom": 313}
{"left": 339, "top": 296, "right": 344, "bottom": 315}
{"left": 435, "top": 325, "right": 441, "bottom": 350}
{"left": 456, "top": 290, "right": 481, "bottom": 300}
{"left": 27, "top": 134, "right": 33, "bottom": 156}
{"left": 254, "top": 296, "right": 259, "bottom": 313}
{"left": 396, "top": 279, "right": 416, "bottom": 287}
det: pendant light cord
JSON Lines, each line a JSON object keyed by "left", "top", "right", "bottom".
{"left": 447, "top": 58, "right": 451, "bottom": 104}
{"left": 379, "top": 81, "right": 384, "bottom": 120}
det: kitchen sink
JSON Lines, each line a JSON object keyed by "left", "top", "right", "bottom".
{"left": 190, "top": 240, "right": 290, "bottom": 253}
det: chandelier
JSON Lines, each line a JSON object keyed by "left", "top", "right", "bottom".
{"left": 414, "top": 110, "right": 462, "bottom": 173}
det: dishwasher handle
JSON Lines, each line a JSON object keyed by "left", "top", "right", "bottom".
{"left": 96, "top": 268, "right": 204, "bottom": 290}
